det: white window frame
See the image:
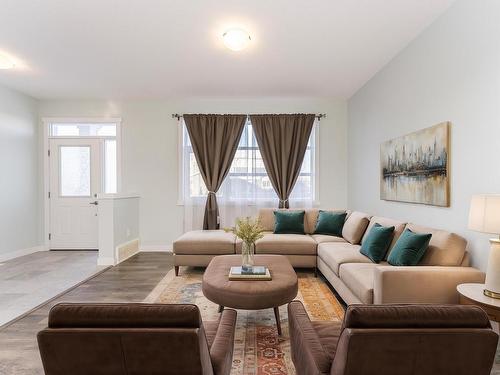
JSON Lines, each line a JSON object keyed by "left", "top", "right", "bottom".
{"left": 177, "top": 118, "right": 320, "bottom": 206}
{"left": 42, "top": 117, "right": 122, "bottom": 249}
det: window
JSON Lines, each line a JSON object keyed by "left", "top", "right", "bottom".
{"left": 50, "top": 123, "right": 117, "bottom": 137}
{"left": 181, "top": 119, "right": 317, "bottom": 204}
{"left": 49, "top": 120, "right": 120, "bottom": 194}
{"left": 104, "top": 139, "right": 117, "bottom": 194}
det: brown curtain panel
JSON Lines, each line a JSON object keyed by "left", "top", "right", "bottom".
{"left": 250, "top": 114, "right": 315, "bottom": 208}
{"left": 184, "top": 114, "right": 246, "bottom": 229}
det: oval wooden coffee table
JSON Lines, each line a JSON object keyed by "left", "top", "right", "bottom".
{"left": 202, "top": 254, "right": 298, "bottom": 335}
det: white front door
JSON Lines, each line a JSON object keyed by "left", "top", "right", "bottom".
{"left": 49, "top": 138, "right": 101, "bottom": 249}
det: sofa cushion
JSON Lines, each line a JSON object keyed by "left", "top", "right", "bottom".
{"left": 317, "top": 242, "right": 372, "bottom": 276}
{"left": 311, "top": 234, "right": 348, "bottom": 244}
{"left": 387, "top": 229, "right": 432, "bottom": 266}
{"left": 342, "top": 211, "right": 371, "bottom": 244}
{"left": 274, "top": 210, "right": 305, "bottom": 234}
{"left": 361, "top": 216, "right": 407, "bottom": 257}
{"left": 339, "top": 263, "right": 384, "bottom": 304}
{"left": 360, "top": 223, "right": 395, "bottom": 263}
{"left": 259, "top": 208, "right": 345, "bottom": 235}
{"left": 314, "top": 210, "right": 347, "bottom": 237}
{"left": 173, "top": 230, "right": 236, "bottom": 255}
{"left": 258, "top": 208, "right": 277, "bottom": 232}
{"left": 406, "top": 223, "right": 466, "bottom": 266}
{"left": 255, "top": 233, "right": 317, "bottom": 256}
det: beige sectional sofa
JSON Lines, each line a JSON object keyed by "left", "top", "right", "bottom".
{"left": 173, "top": 208, "right": 485, "bottom": 305}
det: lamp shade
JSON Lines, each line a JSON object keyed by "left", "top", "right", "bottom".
{"left": 468, "top": 194, "right": 500, "bottom": 234}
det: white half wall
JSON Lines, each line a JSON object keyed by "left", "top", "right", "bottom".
{"left": 0, "top": 84, "right": 41, "bottom": 258}
{"left": 97, "top": 194, "right": 140, "bottom": 265}
{"left": 348, "top": 0, "right": 500, "bottom": 270}
{"left": 39, "top": 97, "right": 348, "bottom": 250}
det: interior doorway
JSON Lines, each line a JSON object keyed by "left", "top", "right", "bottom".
{"left": 44, "top": 119, "right": 121, "bottom": 250}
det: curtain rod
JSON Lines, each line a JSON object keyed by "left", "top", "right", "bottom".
{"left": 171, "top": 113, "right": 327, "bottom": 121}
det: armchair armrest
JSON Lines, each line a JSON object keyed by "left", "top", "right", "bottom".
{"left": 373, "top": 266, "right": 485, "bottom": 304}
{"left": 210, "top": 309, "right": 237, "bottom": 375}
{"left": 288, "top": 301, "right": 332, "bottom": 374}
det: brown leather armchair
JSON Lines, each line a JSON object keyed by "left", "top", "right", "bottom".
{"left": 37, "top": 303, "right": 237, "bottom": 375}
{"left": 288, "top": 301, "right": 498, "bottom": 375}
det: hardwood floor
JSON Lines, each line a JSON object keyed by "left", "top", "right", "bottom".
{"left": 0, "top": 252, "right": 173, "bottom": 375}
{"left": 1, "top": 251, "right": 499, "bottom": 374}
{"left": 0, "top": 250, "right": 102, "bottom": 326}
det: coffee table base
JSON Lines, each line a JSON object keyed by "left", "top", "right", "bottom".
{"left": 218, "top": 305, "right": 283, "bottom": 336}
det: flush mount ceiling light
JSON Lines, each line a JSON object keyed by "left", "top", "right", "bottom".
{"left": 222, "top": 28, "right": 251, "bottom": 51}
{"left": 0, "top": 53, "right": 15, "bottom": 69}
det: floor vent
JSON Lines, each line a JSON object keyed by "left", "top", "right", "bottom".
{"left": 116, "top": 239, "right": 139, "bottom": 264}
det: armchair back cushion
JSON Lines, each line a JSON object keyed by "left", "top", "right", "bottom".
{"left": 38, "top": 303, "right": 215, "bottom": 375}
{"left": 331, "top": 304, "right": 498, "bottom": 375}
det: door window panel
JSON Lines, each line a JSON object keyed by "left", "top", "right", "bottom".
{"left": 59, "top": 146, "right": 91, "bottom": 197}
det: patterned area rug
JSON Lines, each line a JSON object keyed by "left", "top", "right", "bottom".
{"left": 144, "top": 268, "right": 345, "bottom": 375}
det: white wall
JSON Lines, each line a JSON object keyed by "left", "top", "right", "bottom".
{"left": 39, "top": 97, "right": 348, "bottom": 250}
{"left": 0, "top": 85, "right": 41, "bottom": 259}
{"left": 348, "top": 0, "right": 500, "bottom": 270}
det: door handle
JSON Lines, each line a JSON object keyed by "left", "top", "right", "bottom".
{"left": 89, "top": 201, "right": 99, "bottom": 205}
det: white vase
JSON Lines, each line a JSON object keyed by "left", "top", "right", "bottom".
{"left": 241, "top": 242, "right": 255, "bottom": 272}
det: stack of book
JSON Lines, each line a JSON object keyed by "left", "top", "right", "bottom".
{"left": 228, "top": 266, "right": 272, "bottom": 281}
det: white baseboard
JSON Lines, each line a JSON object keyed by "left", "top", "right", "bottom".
{"left": 0, "top": 245, "right": 47, "bottom": 262}
{"left": 139, "top": 244, "right": 172, "bottom": 252}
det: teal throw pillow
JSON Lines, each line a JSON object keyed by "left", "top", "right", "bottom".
{"left": 360, "top": 223, "right": 395, "bottom": 263}
{"left": 387, "top": 229, "right": 432, "bottom": 266}
{"left": 314, "top": 210, "right": 347, "bottom": 237}
{"left": 274, "top": 210, "right": 305, "bottom": 234}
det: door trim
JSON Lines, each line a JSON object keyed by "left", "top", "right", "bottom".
{"left": 42, "top": 117, "right": 122, "bottom": 250}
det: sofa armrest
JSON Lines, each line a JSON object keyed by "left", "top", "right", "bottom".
{"left": 373, "top": 266, "right": 485, "bottom": 304}
{"left": 288, "top": 301, "right": 332, "bottom": 374}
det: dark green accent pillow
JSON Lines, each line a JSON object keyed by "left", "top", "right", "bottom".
{"left": 360, "top": 223, "right": 395, "bottom": 263}
{"left": 274, "top": 210, "right": 305, "bottom": 234}
{"left": 387, "top": 229, "right": 432, "bottom": 266}
{"left": 314, "top": 210, "right": 347, "bottom": 237}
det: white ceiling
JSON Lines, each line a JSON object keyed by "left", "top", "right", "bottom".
{"left": 0, "top": 0, "right": 454, "bottom": 100}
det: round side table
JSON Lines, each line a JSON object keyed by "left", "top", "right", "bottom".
{"left": 457, "top": 283, "right": 500, "bottom": 325}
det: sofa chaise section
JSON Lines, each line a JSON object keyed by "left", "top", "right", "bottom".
{"left": 173, "top": 230, "right": 238, "bottom": 276}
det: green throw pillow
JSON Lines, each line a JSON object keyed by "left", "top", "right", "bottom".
{"left": 360, "top": 223, "right": 395, "bottom": 263}
{"left": 274, "top": 210, "right": 305, "bottom": 234}
{"left": 314, "top": 210, "right": 347, "bottom": 237}
{"left": 387, "top": 228, "right": 432, "bottom": 266}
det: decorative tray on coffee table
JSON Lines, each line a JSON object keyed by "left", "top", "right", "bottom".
{"left": 229, "top": 266, "right": 272, "bottom": 281}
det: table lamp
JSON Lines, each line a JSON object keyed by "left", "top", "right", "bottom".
{"left": 468, "top": 194, "right": 500, "bottom": 299}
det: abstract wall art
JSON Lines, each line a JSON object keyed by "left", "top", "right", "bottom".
{"left": 380, "top": 122, "right": 450, "bottom": 207}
